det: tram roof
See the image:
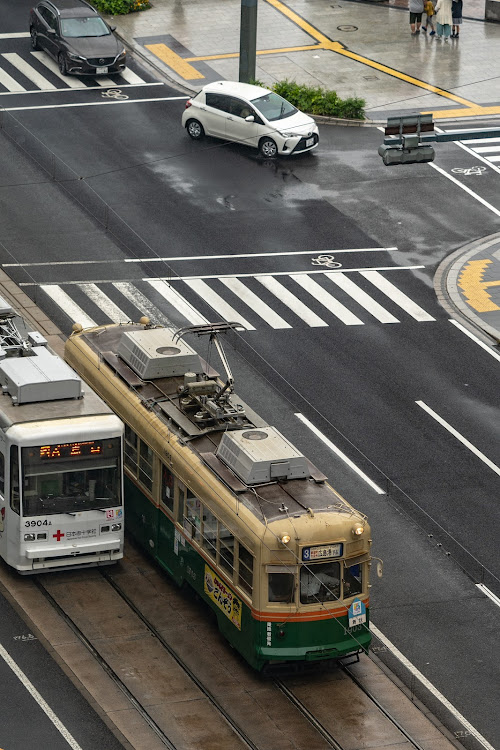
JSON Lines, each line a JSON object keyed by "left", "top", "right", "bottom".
{"left": 0, "top": 379, "right": 114, "bottom": 431}
{"left": 76, "top": 324, "right": 360, "bottom": 525}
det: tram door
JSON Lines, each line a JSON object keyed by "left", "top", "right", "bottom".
{"left": 0, "top": 450, "right": 6, "bottom": 560}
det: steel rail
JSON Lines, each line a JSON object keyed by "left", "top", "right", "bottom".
{"left": 34, "top": 578, "right": 177, "bottom": 750}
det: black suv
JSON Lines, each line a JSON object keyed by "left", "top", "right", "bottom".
{"left": 29, "top": 0, "right": 126, "bottom": 76}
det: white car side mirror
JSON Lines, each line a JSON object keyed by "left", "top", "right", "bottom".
{"left": 245, "top": 115, "right": 255, "bottom": 122}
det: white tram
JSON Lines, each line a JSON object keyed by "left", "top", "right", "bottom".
{"left": 0, "top": 297, "right": 124, "bottom": 573}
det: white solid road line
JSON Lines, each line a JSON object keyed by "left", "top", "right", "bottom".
{"left": 295, "top": 413, "right": 385, "bottom": 494}
{"left": 360, "top": 270, "right": 435, "bottom": 321}
{"left": 0, "top": 32, "right": 30, "bottom": 39}
{"left": 2, "top": 52, "right": 57, "bottom": 90}
{"left": 416, "top": 400, "right": 500, "bottom": 478}
{"left": 325, "top": 271, "right": 400, "bottom": 324}
{"left": 476, "top": 584, "right": 500, "bottom": 608}
{"left": 79, "top": 283, "right": 129, "bottom": 323}
{"left": 145, "top": 278, "right": 209, "bottom": 326}
{"left": 0, "top": 642, "right": 85, "bottom": 750}
{"left": 184, "top": 279, "right": 256, "bottom": 331}
{"left": 290, "top": 274, "right": 364, "bottom": 325}
{"left": 2, "top": 95, "right": 188, "bottom": 112}
{"left": 369, "top": 624, "right": 495, "bottom": 750}
{"left": 41, "top": 285, "right": 96, "bottom": 329}
{"left": 256, "top": 275, "right": 328, "bottom": 327}
{"left": 220, "top": 277, "right": 292, "bottom": 329}
{"left": 449, "top": 319, "right": 500, "bottom": 363}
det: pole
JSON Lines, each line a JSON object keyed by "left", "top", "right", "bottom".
{"left": 239, "top": 0, "right": 258, "bottom": 83}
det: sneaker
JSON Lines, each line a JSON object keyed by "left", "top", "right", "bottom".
{"left": 444, "top": 37, "right": 449, "bottom": 41}
{"left": 422, "top": 25, "right": 427, "bottom": 30}
{"left": 429, "top": 30, "right": 436, "bottom": 34}
{"left": 416, "top": 29, "right": 420, "bottom": 33}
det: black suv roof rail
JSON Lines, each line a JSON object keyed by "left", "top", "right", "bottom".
{"left": 42, "top": 0, "right": 98, "bottom": 16}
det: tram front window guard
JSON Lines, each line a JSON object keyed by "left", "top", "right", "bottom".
{"left": 300, "top": 561, "right": 341, "bottom": 605}
{"left": 19, "top": 440, "right": 122, "bottom": 516}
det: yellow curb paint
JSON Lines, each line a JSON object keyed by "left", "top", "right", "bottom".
{"left": 184, "top": 44, "right": 320, "bottom": 62}
{"left": 424, "top": 105, "right": 500, "bottom": 119}
{"left": 145, "top": 43, "right": 205, "bottom": 80}
{"left": 458, "top": 259, "right": 500, "bottom": 312}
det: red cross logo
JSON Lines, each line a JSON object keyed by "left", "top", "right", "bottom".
{"left": 53, "top": 530, "right": 65, "bottom": 541}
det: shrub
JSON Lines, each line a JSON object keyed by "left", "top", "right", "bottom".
{"left": 272, "top": 79, "right": 365, "bottom": 120}
{"left": 92, "top": 0, "right": 150, "bottom": 14}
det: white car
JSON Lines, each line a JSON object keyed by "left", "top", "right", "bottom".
{"left": 181, "top": 81, "right": 319, "bottom": 158}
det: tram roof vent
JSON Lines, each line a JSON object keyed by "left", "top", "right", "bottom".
{"left": 216, "top": 426, "right": 309, "bottom": 486}
{"left": 0, "top": 346, "right": 82, "bottom": 405}
{"left": 117, "top": 328, "right": 204, "bottom": 380}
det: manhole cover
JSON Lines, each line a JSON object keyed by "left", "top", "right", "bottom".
{"left": 337, "top": 24, "right": 358, "bottom": 30}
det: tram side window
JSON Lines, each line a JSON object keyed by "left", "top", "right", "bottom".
{"left": 185, "top": 492, "right": 202, "bottom": 542}
{"left": 300, "top": 562, "right": 340, "bottom": 605}
{"left": 0, "top": 452, "right": 4, "bottom": 495}
{"left": 238, "top": 544, "right": 254, "bottom": 596}
{"left": 124, "top": 425, "right": 138, "bottom": 473}
{"left": 10, "top": 446, "right": 20, "bottom": 514}
{"left": 219, "top": 524, "right": 235, "bottom": 578}
{"left": 161, "top": 464, "right": 174, "bottom": 513}
{"left": 202, "top": 506, "right": 217, "bottom": 559}
{"left": 344, "top": 563, "right": 363, "bottom": 598}
{"left": 268, "top": 570, "right": 295, "bottom": 603}
{"left": 139, "top": 441, "right": 153, "bottom": 492}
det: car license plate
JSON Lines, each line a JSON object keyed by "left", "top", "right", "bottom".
{"left": 306, "top": 137, "right": 314, "bottom": 147}
{"left": 96, "top": 66, "right": 108, "bottom": 75}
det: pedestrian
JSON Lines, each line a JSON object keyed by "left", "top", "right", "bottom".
{"left": 422, "top": 0, "right": 436, "bottom": 34}
{"left": 434, "top": 0, "right": 452, "bottom": 40}
{"left": 451, "top": 0, "right": 463, "bottom": 37}
{"left": 409, "top": 0, "right": 425, "bottom": 34}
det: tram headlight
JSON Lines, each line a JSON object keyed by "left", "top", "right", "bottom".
{"left": 111, "top": 523, "right": 122, "bottom": 532}
{"left": 278, "top": 533, "right": 291, "bottom": 545}
{"left": 352, "top": 523, "right": 364, "bottom": 537}
{"left": 24, "top": 533, "right": 36, "bottom": 541}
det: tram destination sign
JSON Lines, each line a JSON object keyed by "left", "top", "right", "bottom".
{"left": 39, "top": 441, "right": 103, "bottom": 459}
{"left": 302, "top": 543, "right": 343, "bottom": 561}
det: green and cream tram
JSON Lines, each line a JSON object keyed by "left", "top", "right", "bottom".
{"left": 65, "top": 319, "right": 372, "bottom": 670}
{"left": 0, "top": 298, "right": 124, "bottom": 573}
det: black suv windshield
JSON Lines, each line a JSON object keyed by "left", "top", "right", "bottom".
{"left": 251, "top": 92, "right": 297, "bottom": 121}
{"left": 60, "top": 17, "right": 109, "bottom": 37}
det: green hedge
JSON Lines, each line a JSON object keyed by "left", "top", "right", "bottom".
{"left": 92, "top": 0, "right": 150, "bottom": 14}
{"left": 251, "top": 79, "right": 365, "bottom": 120}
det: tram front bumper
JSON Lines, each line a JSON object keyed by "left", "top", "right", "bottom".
{"left": 24, "top": 539, "right": 121, "bottom": 559}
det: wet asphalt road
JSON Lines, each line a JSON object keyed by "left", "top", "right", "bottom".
{"left": 1, "top": 1, "right": 500, "bottom": 747}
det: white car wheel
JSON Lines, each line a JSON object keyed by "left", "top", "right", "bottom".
{"left": 186, "top": 119, "right": 205, "bottom": 140}
{"left": 259, "top": 137, "right": 278, "bottom": 158}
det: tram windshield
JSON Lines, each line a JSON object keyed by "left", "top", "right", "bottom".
{"left": 17, "top": 439, "right": 121, "bottom": 517}
{"left": 300, "top": 561, "right": 340, "bottom": 604}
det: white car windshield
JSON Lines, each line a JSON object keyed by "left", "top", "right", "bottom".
{"left": 60, "top": 17, "right": 110, "bottom": 37}
{"left": 251, "top": 92, "right": 297, "bottom": 121}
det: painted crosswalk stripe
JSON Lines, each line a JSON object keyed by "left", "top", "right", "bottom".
{"left": 113, "top": 282, "right": 173, "bottom": 327}
{"left": 79, "top": 284, "right": 129, "bottom": 323}
{"left": 256, "top": 275, "right": 327, "bottom": 327}
{"left": 120, "top": 68, "right": 145, "bottom": 85}
{"left": 324, "top": 272, "right": 399, "bottom": 323}
{"left": 290, "top": 274, "right": 364, "bottom": 325}
{"left": 184, "top": 279, "right": 255, "bottom": 330}
{"left": 2, "top": 53, "right": 56, "bottom": 90}
{"left": 220, "top": 278, "right": 291, "bottom": 329}
{"left": 485, "top": 155, "right": 500, "bottom": 163}
{"left": 360, "top": 270, "right": 435, "bottom": 321}
{"left": 41, "top": 285, "right": 96, "bottom": 328}
{"left": 145, "top": 278, "right": 209, "bottom": 325}
{"left": 0, "top": 65, "right": 26, "bottom": 92}
{"left": 461, "top": 137, "right": 500, "bottom": 145}
{"left": 30, "top": 51, "right": 84, "bottom": 88}
{"left": 472, "top": 145, "right": 500, "bottom": 153}
{"left": 95, "top": 77, "right": 120, "bottom": 87}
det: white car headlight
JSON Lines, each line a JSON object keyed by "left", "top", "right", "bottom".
{"left": 279, "top": 131, "right": 298, "bottom": 138}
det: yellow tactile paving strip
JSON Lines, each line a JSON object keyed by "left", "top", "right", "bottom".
{"left": 458, "top": 259, "right": 500, "bottom": 312}
{"left": 146, "top": 0, "right": 499, "bottom": 119}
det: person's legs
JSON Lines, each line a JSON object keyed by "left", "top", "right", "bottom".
{"left": 443, "top": 23, "right": 451, "bottom": 40}
{"left": 436, "top": 21, "right": 443, "bottom": 38}
{"left": 416, "top": 12, "right": 422, "bottom": 31}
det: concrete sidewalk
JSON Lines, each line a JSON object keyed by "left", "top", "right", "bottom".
{"left": 106, "top": 0, "right": 500, "bottom": 121}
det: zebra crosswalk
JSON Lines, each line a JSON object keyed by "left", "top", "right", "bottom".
{"left": 37, "top": 270, "right": 437, "bottom": 333}
{"left": 0, "top": 46, "right": 148, "bottom": 93}
{"left": 462, "top": 137, "right": 500, "bottom": 165}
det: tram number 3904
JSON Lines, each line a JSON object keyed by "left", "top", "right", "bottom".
{"left": 25, "top": 519, "right": 52, "bottom": 527}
